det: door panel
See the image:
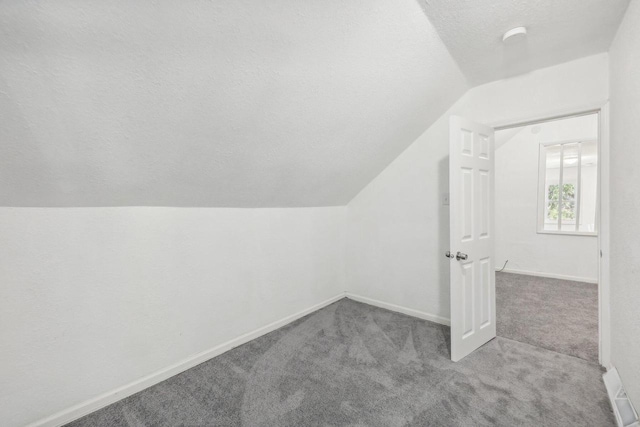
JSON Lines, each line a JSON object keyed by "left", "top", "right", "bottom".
{"left": 449, "top": 116, "right": 496, "bottom": 362}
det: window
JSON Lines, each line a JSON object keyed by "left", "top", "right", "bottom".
{"left": 538, "top": 140, "right": 598, "bottom": 235}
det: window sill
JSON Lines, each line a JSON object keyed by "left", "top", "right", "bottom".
{"left": 536, "top": 230, "right": 598, "bottom": 237}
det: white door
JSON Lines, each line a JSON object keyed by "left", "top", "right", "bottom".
{"left": 449, "top": 116, "right": 496, "bottom": 362}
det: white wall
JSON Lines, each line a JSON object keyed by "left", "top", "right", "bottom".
{"left": 346, "top": 53, "right": 609, "bottom": 320}
{"left": 0, "top": 207, "right": 346, "bottom": 427}
{"left": 609, "top": 0, "right": 640, "bottom": 411}
{"left": 495, "top": 115, "right": 599, "bottom": 282}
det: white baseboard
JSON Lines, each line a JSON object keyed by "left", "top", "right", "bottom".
{"left": 497, "top": 268, "right": 598, "bottom": 284}
{"left": 345, "top": 292, "right": 450, "bottom": 326}
{"left": 28, "top": 292, "right": 346, "bottom": 427}
{"left": 603, "top": 367, "right": 640, "bottom": 427}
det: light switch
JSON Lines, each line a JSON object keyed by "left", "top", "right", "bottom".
{"left": 442, "top": 193, "right": 450, "bottom": 206}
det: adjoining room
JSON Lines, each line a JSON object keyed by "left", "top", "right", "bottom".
{"left": 495, "top": 113, "right": 601, "bottom": 363}
{"left": 1, "top": 1, "right": 639, "bottom": 426}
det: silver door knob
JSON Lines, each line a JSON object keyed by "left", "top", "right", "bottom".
{"left": 445, "top": 251, "right": 455, "bottom": 259}
{"left": 456, "top": 251, "right": 468, "bottom": 261}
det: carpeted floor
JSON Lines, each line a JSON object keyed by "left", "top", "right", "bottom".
{"left": 68, "top": 298, "right": 613, "bottom": 426}
{"left": 496, "top": 272, "right": 599, "bottom": 362}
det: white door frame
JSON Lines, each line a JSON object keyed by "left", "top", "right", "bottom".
{"left": 491, "top": 103, "right": 611, "bottom": 368}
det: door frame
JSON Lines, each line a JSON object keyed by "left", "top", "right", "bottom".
{"left": 490, "top": 103, "right": 611, "bottom": 368}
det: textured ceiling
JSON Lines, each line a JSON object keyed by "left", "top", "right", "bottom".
{"left": 424, "top": 0, "right": 630, "bottom": 85}
{"left": 0, "top": 0, "right": 467, "bottom": 207}
{"left": 1, "top": 1, "right": 630, "bottom": 207}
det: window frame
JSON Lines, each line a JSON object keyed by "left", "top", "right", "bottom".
{"left": 537, "top": 139, "right": 598, "bottom": 237}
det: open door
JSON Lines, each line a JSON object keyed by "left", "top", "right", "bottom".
{"left": 449, "top": 116, "right": 496, "bottom": 362}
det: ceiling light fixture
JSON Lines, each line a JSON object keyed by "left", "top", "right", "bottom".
{"left": 502, "top": 26, "right": 527, "bottom": 43}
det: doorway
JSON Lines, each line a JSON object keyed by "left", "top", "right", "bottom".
{"left": 494, "top": 112, "right": 603, "bottom": 364}
{"left": 448, "top": 107, "right": 610, "bottom": 366}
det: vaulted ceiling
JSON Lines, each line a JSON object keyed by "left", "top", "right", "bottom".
{"left": 0, "top": 0, "right": 629, "bottom": 207}
{"left": 0, "top": 0, "right": 466, "bottom": 207}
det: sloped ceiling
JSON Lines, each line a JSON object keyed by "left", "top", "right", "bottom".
{"left": 0, "top": 0, "right": 467, "bottom": 207}
{"left": 424, "top": 0, "right": 630, "bottom": 85}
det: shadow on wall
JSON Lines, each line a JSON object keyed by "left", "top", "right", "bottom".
{"left": 439, "top": 153, "right": 451, "bottom": 357}
{"left": 413, "top": 0, "right": 431, "bottom": 21}
{"left": 439, "top": 155, "right": 450, "bottom": 313}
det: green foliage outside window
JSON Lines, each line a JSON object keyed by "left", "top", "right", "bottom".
{"left": 547, "top": 183, "right": 576, "bottom": 221}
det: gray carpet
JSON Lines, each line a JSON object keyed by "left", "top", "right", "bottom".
{"left": 68, "top": 298, "right": 613, "bottom": 426}
{"left": 496, "top": 272, "right": 599, "bottom": 362}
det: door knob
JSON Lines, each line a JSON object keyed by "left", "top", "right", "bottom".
{"left": 445, "top": 251, "right": 455, "bottom": 259}
{"left": 456, "top": 251, "right": 468, "bottom": 261}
